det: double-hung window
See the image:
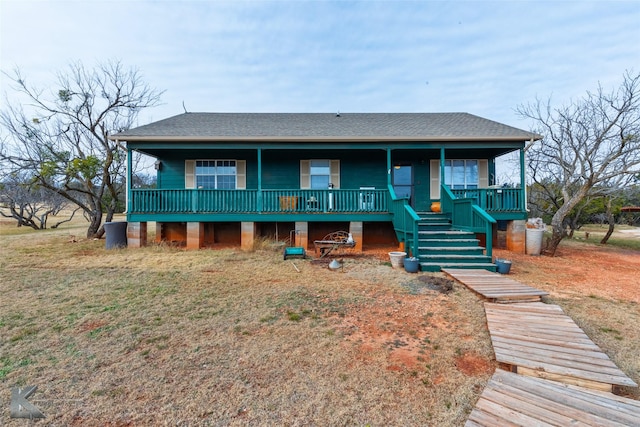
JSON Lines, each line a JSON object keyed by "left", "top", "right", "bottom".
{"left": 196, "top": 160, "right": 237, "bottom": 189}
{"left": 444, "top": 160, "right": 479, "bottom": 189}
{"left": 300, "top": 159, "right": 340, "bottom": 189}
{"left": 309, "top": 160, "right": 331, "bottom": 189}
{"left": 185, "top": 159, "right": 246, "bottom": 189}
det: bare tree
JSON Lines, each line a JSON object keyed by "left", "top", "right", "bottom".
{"left": 0, "top": 170, "right": 72, "bottom": 229}
{"left": 519, "top": 70, "right": 640, "bottom": 255}
{"left": 0, "top": 61, "right": 162, "bottom": 238}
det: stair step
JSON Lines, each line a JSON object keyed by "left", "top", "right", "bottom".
{"left": 418, "top": 222, "right": 452, "bottom": 227}
{"left": 419, "top": 230, "right": 475, "bottom": 236}
{"left": 420, "top": 262, "right": 497, "bottom": 272}
{"left": 419, "top": 246, "right": 485, "bottom": 254}
{"left": 419, "top": 254, "right": 491, "bottom": 261}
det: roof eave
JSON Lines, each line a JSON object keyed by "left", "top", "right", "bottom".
{"left": 109, "top": 135, "right": 541, "bottom": 143}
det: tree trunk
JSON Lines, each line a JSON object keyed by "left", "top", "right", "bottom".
{"left": 600, "top": 198, "right": 615, "bottom": 244}
{"left": 545, "top": 220, "right": 566, "bottom": 256}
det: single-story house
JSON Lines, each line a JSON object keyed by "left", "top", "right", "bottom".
{"left": 110, "top": 112, "right": 540, "bottom": 271}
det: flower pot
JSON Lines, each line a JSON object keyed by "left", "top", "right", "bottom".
{"left": 404, "top": 257, "right": 420, "bottom": 273}
{"left": 495, "top": 258, "right": 512, "bottom": 274}
{"left": 389, "top": 251, "right": 407, "bottom": 268}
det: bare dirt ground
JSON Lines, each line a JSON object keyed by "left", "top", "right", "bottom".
{"left": 494, "top": 240, "right": 639, "bottom": 304}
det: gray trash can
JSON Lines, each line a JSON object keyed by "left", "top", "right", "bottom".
{"left": 104, "top": 222, "right": 128, "bottom": 249}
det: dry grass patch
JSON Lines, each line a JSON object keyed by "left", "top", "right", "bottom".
{"left": 1, "top": 221, "right": 494, "bottom": 426}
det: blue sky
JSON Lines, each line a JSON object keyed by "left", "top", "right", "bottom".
{"left": 1, "top": 0, "right": 639, "bottom": 130}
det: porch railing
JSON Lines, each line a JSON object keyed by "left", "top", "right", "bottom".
{"left": 450, "top": 187, "right": 523, "bottom": 212}
{"left": 388, "top": 184, "right": 420, "bottom": 257}
{"left": 442, "top": 185, "right": 496, "bottom": 258}
{"left": 129, "top": 188, "right": 389, "bottom": 214}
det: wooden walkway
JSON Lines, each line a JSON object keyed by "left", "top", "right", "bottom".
{"left": 443, "top": 268, "right": 549, "bottom": 303}
{"left": 485, "top": 302, "right": 637, "bottom": 392}
{"left": 445, "top": 269, "right": 640, "bottom": 425}
{"left": 466, "top": 369, "right": 640, "bottom": 427}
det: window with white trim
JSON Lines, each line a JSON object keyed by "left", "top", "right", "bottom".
{"left": 196, "top": 160, "right": 237, "bottom": 189}
{"left": 444, "top": 160, "right": 478, "bottom": 189}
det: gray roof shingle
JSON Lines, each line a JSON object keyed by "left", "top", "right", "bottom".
{"left": 112, "top": 112, "right": 539, "bottom": 141}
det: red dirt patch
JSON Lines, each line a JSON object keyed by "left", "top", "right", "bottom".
{"left": 455, "top": 353, "right": 493, "bottom": 376}
{"left": 494, "top": 243, "right": 640, "bottom": 303}
{"left": 339, "top": 286, "right": 458, "bottom": 374}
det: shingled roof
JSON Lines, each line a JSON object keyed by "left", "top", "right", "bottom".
{"left": 112, "top": 112, "right": 540, "bottom": 142}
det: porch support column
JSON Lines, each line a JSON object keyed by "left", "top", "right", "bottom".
{"left": 349, "top": 221, "right": 363, "bottom": 252}
{"left": 386, "top": 148, "right": 392, "bottom": 187}
{"left": 126, "top": 145, "right": 132, "bottom": 213}
{"left": 294, "top": 222, "right": 308, "bottom": 249}
{"left": 187, "top": 222, "right": 204, "bottom": 249}
{"left": 506, "top": 220, "right": 526, "bottom": 254}
{"left": 155, "top": 222, "right": 163, "bottom": 243}
{"left": 241, "top": 222, "right": 256, "bottom": 251}
{"left": 520, "top": 147, "right": 527, "bottom": 211}
{"left": 127, "top": 222, "right": 147, "bottom": 248}
{"left": 440, "top": 147, "right": 445, "bottom": 184}
{"left": 257, "top": 149, "right": 263, "bottom": 213}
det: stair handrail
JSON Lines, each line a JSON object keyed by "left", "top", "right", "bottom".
{"left": 441, "top": 184, "right": 496, "bottom": 259}
{"left": 388, "top": 184, "right": 420, "bottom": 257}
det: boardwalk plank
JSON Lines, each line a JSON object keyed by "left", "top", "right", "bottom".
{"left": 443, "top": 268, "right": 548, "bottom": 302}
{"left": 496, "top": 370, "right": 640, "bottom": 423}
{"left": 467, "top": 370, "right": 640, "bottom": 426}
{"left": 491, "top": 335, "right": 610, "bottom": 359}
{"left": 485, "top": 303, "right": 638, "bottom": 389}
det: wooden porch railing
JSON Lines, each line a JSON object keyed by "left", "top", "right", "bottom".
{"left": 451, "top": 187, "right": 523, "bottom": 212}
{"left": 129, "top": 188, "right": 389, "bottom": 214}
{"left": 442, "top": 185, "right": 496, "bottom": 258}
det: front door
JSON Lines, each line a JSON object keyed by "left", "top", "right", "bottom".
{"left": 392, "top": 164, "right": 413, "bottom": 206}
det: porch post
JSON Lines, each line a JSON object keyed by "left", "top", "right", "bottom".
{"left": 520, "top": 147, "right": 526, "bottom": 211}
{"left": 257, "top": 149, "right": 263, "bottom": 213}
{"left": 386, "top": 148, "right": 392, "bottom": 187}
{"left": 126, "top": 145, "right": 132, "bottom": 213}
{"left": 440, "top": 147, "right": 445, "bottom": 185}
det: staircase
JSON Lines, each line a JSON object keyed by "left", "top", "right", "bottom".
{"left": 415, "top": 212, "right": 496, "bottom": 272}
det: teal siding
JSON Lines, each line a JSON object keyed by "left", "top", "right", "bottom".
{"left": 156, "top": 149, "right": 391, "bottom": 191}
{"left": 261, "top": 151, "right": 300, "bottom": 190}
{"left": 156, "top": 150, "right": 258, "bottom": 189}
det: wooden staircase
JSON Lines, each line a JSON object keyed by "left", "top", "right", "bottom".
{"left": 415, "top": 212, "right": 496, "bottom": 272}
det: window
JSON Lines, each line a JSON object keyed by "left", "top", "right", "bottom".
{"left": 195, "top": 160, "right": 237, "bottom": 189}
{"left": 444, "top": 160, "right": 478, "bottom": 189}
{"left": 300, "top": 159, "right": 340, "bottom": 189}
{"left": 309, "top": 160, "right": 331, "bottom": 189}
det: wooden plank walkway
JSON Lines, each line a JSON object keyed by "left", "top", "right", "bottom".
{"left": 443, "top": 268, "right": 549, "bottom": 303}
{"left": 485, "top": 302, "right": 638, "bottom": 392}
{"left": 466, "top": 369, "right": 640, "bottom": 427}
